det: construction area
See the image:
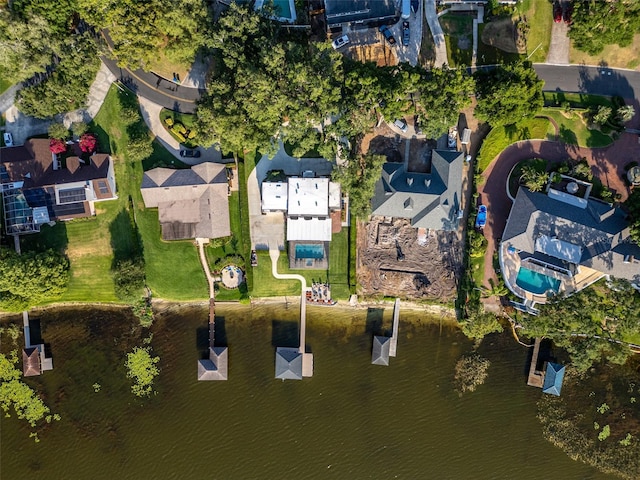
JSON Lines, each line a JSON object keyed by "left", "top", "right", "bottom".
{"left": 357, "top": 217, "right": 462, "bottom": 301}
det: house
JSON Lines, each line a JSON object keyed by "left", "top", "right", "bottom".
{"left": 371, "top": 150, "right": 464, "bottom": 231}
{"left": 141, "top": 162, "right": 230, "bottom": 241}
{"left": 500, "top": 179, "right": 640, "bottom": 304}
{"left": 261, "top": 174, "right": 342, "bottom": 269}
{"left": 324, "top": 0, "right": 398, "bottom": 31}
{"left": 0, "top": 138, "right": 116, "bottom": 235}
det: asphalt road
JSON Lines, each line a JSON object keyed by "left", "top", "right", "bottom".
{"left": 100, "top": 55, "right": 204, "bottom": 113}
{"left": 534, "top": 63, "right": 640, "bottom": 100}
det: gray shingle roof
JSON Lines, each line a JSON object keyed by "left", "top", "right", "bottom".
{"left": 542, "top": 362, "right": 565, "bottom": 396}
{"left": 141, "top": 163, "right": 230, "bottom": 241}
{"left": 197, "top": 347, "right": 228, "bottom": 381}
{"left": 371, "top": 336, "right": 390, "bottom": 366}
{"left": 371, "top": 150, "right": 463, "bottom": 231}
{"left": 275, "top": 347, "right": 302, "bottom": 380}
{"left": 503, "top": 188, "right": 640, "bottom": 283}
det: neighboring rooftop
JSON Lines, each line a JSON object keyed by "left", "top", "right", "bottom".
{"left": 141, "top": 163, "right": 230, "bottom": 241}
{"left": 22, "top": 347, "right": 41, "bottom": 377}
{"left": 371, "top": 335, "right": 390, "bottom": 366}
{"left": 371, "top": 150, "right": 464, "bottom": 231}
{"left": 197, "top": 347, "right": 229, "bottom": 381}
{"left": 261, "top": 181, "right": 288, "bottom": 211}
{"left": 324, "top": 0, "right": 398, "bottom": 27}
{"left": 542, "top": 362, "right": 565, "bottom": 396}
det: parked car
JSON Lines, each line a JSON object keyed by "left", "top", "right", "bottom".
{"left": 3, "top": 132, "right": 13, "bottom": 147}
{"left": 331, "top": 34, "right": 350, "bottom": 50}
{"left": 180, "top": 149, "right": 201, "bottom": 158}
{"left": 379, "top": 25, "right": 396, "bottom": 46}
{"left": 475, "top": 205, "right": 487, "bottom": 229}
{"left": 402, "top": 21, "right": 410, "bottom": 47}
{"left": 250, "top": 250, "right": 258, "bottom": 267}
{"left": 553, "top": 2, "right": 562, "bottom": 23}
{"left": 393, "top": 119, "right": 408, "bottom": 133}
{"left": 563, "top": 3, "right": 573, "bottom": 24}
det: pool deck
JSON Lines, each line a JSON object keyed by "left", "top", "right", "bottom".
{"left": 500, "top": 243, "right": 605, "bottom": 305}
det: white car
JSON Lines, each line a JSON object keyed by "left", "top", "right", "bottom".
{"left": 331, "top": 35, "right": 350, "bottom": 50}
{"left": 393, "top": 119, "right": 408, "bottom": 133}
{"left": 3, "top": 132, "right": 13, "bottom": 147}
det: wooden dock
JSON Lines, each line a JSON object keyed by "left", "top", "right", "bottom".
{"left": 389, "top": 298, "right": 400, "bottom": 357}
{"left": 527, "top": 337, "right": 545, "bottom": 388}
{"left": 300, "top": 288, "right": 313, "bottom": 377}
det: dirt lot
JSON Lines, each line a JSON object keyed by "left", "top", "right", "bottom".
{"left": 357, "top": 217, "right": 462, "bottom": 301}
{"left": 480, "top": 17, "right": 526, "bottom": 54}
{"left": 349, "top": 43, "right": 397, "bottom": 66}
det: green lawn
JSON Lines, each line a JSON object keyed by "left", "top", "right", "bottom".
{"left": 518, "top": 0, "right": 552, "bottom": 63}
{"left": 21, "top": 86, "right": 208, "bottom": 304}
{"left": 0, "top": 74, "right": 11, "bottom": 95}
{"left": 477, "top": 23, "right": 523, "bottom": 66}
{"left": 477, "top": 117, "right": 551, "bottom": 172}
{"left": 441, "top": 14, "right": 474, "bottom": 67}
{"left": 541, "top": 108, "right": 613, "bottom": 148}
{"left": 543, "top": 92, "right": 613, "bottom": 109}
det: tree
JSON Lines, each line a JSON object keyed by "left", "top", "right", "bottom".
{"left": 0, "top": 250, "right": 70, "bottom": 311}
{"left": 48, "top": 122, "right": 69, "bottom": 140}
{"left": 16, "top": 32, "right": 100, "bottom": 118}
{"left": 521, "top": 165, "right": 549, "bottom": 192}
{"left": 474, "top": 63, "right": 544, "bottom": 127}
{"left": 113, "top": 258, "right": 145, "bottom": 301}
{"left": 461, "top": 312, "right": 503, "bottom": 341}
{"left": 332, "top": 153, "right": 386, "bottom": 218}
{"left": 71, "top": 121, "right": 89, "bottom": 137}
{"left": 617, "top": 105, "right": 635, "bottom": 123}
{"left": 592, "top": 105, "right": 612, "bottom": 126}
{"left": 569, "top": 0, "right": 640, "bottom": 55}
{"left": 79, "top": 133, "right": 97, "bottom": 153}
{"left": 49, "top": 138, "right": 67, "bottom": 155}
{"left": 125, "top": 346, "right": 160, "bottom": 397}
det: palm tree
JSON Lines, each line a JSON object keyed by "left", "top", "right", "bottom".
{"left": 617, "top": 105, "right": 635, "bottom": 123}
{"left": 521, "top": 165, "right": 548, "bottom": 192}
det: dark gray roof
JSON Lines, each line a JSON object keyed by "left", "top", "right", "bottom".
{"left": 371, "top": 150, "right": 464, "bottom": 231}
{"left": 197, "top": 347, "right": 228, "bottom": 381}
{"left": 275, "top": 347, "right": 303, "bottom": 380}
{"left": 371, "top": 335, "right": 390, "bottom": 366}
{"left": 503, "top": 188, "right": 640, "bottom": 283}
{"left": 325, "top": 0, "right": 398, "bottom": 26}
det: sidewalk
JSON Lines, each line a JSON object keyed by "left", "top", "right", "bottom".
{"left": 425, "top": 0, "right": 448, "bottom": 67}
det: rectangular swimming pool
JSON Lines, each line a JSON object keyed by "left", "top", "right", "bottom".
{"left": 254, "top": 0, "right": 296, "bottom": 21}
{"left": 295, "top": 244, "right": 324, "bottom": 259}
{"left": 515, "top": 267, "right": 561, "bottom": 295}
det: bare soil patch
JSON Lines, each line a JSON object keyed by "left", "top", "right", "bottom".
{"left": 481, "top": 17, "right": 526, "bottom": 54}
{"left": 358, "top": 217, "right": 462, "bottom": 301}
{"left": 350, "top": 43, "right": 398, "bottom": 67}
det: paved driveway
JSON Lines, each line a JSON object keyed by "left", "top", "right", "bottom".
{"left": 425, "top": 0, "right": 448, "bottom": 67}
{"left": 546, "top": 15, "right": 570, "bottom": 64}
{"left": 392, "top": 5, "right": 423, "bottom": 66}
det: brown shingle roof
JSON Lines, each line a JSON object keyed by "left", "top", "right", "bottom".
{"left": 22, "top": 347, "right": 41, "bottom": 377}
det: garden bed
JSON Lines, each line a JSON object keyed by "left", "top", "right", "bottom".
{"left": 159, "top": 109, "right": 199, "bottom": 148}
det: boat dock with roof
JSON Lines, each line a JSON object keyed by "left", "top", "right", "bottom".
{"left": 371, "top": 299, "right": 400, "bottom": 366}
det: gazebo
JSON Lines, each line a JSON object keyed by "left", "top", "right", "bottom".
{"left": 275, "top": 347, "right": 302, "bottom": 380}
{"left": 371, "top": 336, "right": 391, "bottom": 366}
{"left": 22, "top": 347, "right": 41, "bottom": 377}
{"left": 542, "top": 362, "right": 565, "bottom": 396}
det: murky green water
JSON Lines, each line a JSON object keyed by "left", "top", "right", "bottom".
{"left": 1, "top": 304, "right": 616, "bottom": 479}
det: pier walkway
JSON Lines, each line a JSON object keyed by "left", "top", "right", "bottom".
{"left": 527, "top": 337, "right": 544, "bottom": 388}
{"left": 389, "top": 298, "right": 400, "bottom": 357}
{"left": 269, "top": 247, "right": 313, "bottom": 377}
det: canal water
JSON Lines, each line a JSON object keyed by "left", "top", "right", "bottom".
{"left": 1, "top": 304, "right": 616, "bottom": 479}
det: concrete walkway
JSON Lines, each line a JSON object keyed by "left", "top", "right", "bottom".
{"left": 269, "top": 248, "right": 308, "bottom": 355}
{"left": 0, "top": 84, "right": 19, "bottom": 115}
{"left": 197, "top": 239, "right": 215, "bottom": 299}
{"left": 425, "top": 0, "right": 448, "bottom": 67}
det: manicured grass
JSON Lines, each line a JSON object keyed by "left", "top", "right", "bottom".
{"left": 441, "top": 14, "right": 474, "bottom": 67}
{"left": 517, "top": 0, "right": 552, "bottom": 63}
{"left": 476, "top": 117, "right": 550, "bottom": 172}
{"left": 541, "top": 108, "right": 613, "bottom": 148}
{"left": 146, "top": 51, "right": 189, "bottom": 83}
{"left": 477, "top": 23, "right": 522, "bottom": 66}
{"left": 543, "top": 92, "right": 613, "bottom": 109}
{"left": 0, "top": 75, "right": 11, "bottom": 95}
{"left": 251, "top": 251, "right": 299, "bottom": 297}
{"left": 327, "top": 229, "right": 350, "bottom": 299}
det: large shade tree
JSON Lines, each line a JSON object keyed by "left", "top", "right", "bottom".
{"left": 474, "top": 63, "right": 544, "bottom": 127}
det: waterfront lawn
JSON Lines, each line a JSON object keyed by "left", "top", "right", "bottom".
{"left": 327, "top": 229, "right": 350, "bottom": 300}
{"left": 251, "top": 251, "right": 300, "bottom": 297}
{"left": 477, "top": 117, "right": 550, "bottom": 172}
{"left": 518, "top": 0, "right": 552, "bottom": 63}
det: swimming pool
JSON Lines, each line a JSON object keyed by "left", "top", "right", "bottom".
{"left": 295, "top": 244, "right": 324, "bottom": 259}
{"left": 254, "top": 0, "right": 296, "bottom": 22}
{"left": 515, "top": 267, "right": 561, "bottom": 295}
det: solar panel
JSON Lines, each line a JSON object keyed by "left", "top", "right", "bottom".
{"left": 58, "top": 187, "right": 87, "bottom": 204}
